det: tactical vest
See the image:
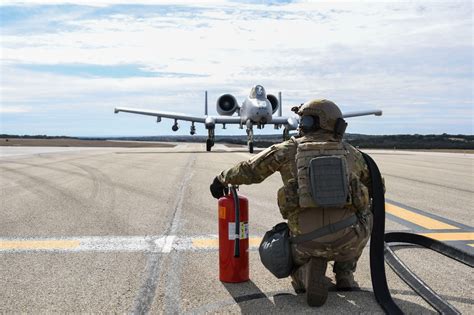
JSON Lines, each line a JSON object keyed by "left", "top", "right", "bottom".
{"left": 295, "top": 141, "right": 351, "bottom": 208}
{"left": 288, "top": 137, "right": 369, "bottom": 212}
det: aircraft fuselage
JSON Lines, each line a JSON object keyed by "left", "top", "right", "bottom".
{"left": 239, "top": 93, "right": 273, "bottom": 126}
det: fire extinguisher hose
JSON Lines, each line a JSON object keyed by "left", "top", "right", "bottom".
{"left": 230, "top": 186, "right": 240, "bottom": 258}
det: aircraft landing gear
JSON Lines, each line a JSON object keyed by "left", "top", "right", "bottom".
{"left": 206, "top": 128, "right": 215, "bottom": 152}
{"left": 246, "top": 126, "right": 254, "bottom": 153}
{"left": 283, "top": 127, "right": 290, "bottom": 141}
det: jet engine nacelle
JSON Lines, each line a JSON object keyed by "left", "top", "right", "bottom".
{"left": 216, "top": 94, "right": 239, "bottom": 116}
{"left": 267, "top": 94, "right": 279, "bottom": 114}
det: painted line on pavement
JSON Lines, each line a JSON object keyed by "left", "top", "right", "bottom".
{"left": 386, "top": 199, "right": 472, "bottom": 230}
{"left": 1, "top": 233, "right": 473, "bottom": 253}
{"left": 0, "top": 239, "right": 80, "bottom": 250}
{"left": 191, "top": 237, "right": 261, "bottom": 248}
{"left": 385, "top": 203, "right": 458, "bottom": 230}
{"left": 162, "top": 235, "right": 176, "bottom": 253}
{"left": 417, "top": 232, "right": 474, "bottom": 241}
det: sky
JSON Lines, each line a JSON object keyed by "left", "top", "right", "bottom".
{"left": 0, "top": 0, "right": 472, "bottom": 137}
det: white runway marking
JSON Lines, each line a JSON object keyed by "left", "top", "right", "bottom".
{"left": 0, "top": 235, "right": 260, "bottom": 253}
{"left": 161, "top": 235, "right": 176, "bottom": 253}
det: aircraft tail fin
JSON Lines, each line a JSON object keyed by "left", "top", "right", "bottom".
{"left": 278, "top": 92, "right": 282, "bottom": 116}
{"left": 205, "top": 91, "right": 208, "bottom": 116}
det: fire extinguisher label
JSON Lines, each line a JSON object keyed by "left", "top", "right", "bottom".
{"left": 228, "top": 222, "right": 249, "bottom": 240}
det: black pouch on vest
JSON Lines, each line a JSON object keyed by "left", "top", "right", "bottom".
{"left": 308, "top": 155, "right": 349, "bottom": 207}
{"left": 259, "top": 222, "right": 294, "bottom": 278}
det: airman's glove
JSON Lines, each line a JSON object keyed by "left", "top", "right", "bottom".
{"left": 210, "top": 177, "right": 228, "bottom": 199}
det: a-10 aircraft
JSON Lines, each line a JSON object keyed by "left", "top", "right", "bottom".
{"left": 114, "top": 85, "right": 382, "bottom": 153}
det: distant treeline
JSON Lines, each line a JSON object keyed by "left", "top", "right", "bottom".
{"left": 1, "top": 133, "right": 473, "bottom": 149}
{"left": 345, "top": 133, "right": 473, "bottom": 149}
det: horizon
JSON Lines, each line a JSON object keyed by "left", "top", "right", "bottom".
{"left": 2, "top": 132, "right": 473, "bottom": 138}
{"left": 1, "top": 0, "right": 473, "bottom": 136}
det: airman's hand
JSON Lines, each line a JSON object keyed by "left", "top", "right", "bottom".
{"left": 210, "top": 177, "right": 228, "bottom": 199}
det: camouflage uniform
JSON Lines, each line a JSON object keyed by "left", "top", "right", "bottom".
{"left": 218, "top": 129, "right": 373, "bottom": 278}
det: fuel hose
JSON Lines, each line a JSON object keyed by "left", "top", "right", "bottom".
{"left": 230, "top": 186, "right": 240, "bottom": 258}
{"left": 361, "top": 152, "right": 473, "bottom": 315}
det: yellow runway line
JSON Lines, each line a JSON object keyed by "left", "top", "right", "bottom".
{"left": 0, "top": 240, "right": 80, "bottom": 250}
{"left": 192, "top": 237, "right": 262, "bottom": 248}
{"left": 386, "top": 203, "right": 458, "bottom": 230}
{"left": 192, "top": 239, "right": 218, "bottom": 248}
{"left": 418, "top": 232, "right": 474, "bottom": 241}
{"left": 249, "top": 238, "right": 262, "bottom": 247}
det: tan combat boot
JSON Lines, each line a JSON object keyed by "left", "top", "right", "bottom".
{"left": 335, "top": 271, "right": 359, "bottom": 291}
{"left": 305, "top": 257, "right": 328, "bottom": 307}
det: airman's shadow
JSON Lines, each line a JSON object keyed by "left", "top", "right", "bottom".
{"left": 222, "top": 279, "right": 437, "bottom": 314}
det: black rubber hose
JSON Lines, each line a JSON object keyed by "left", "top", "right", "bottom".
{"left": 385, "top": 232, "right": 474, "bottom": 268}
{"left": 362, "top": 152, "right": 404, "bottom": 315}
{"left": 362, "top": 151, "right": 471, "bottom": 315}
{"left": 230, "top": 186, "right": 240, "bottom": 258}
{"left": 384, "top": 243, "right": 461, "bottom": 315}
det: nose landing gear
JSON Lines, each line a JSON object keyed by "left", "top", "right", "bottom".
{"left": 246, "top": 123, "right": 254, "bottom": 153}
{"left": 206, "top": 128, "right": 215, "bottom": 152}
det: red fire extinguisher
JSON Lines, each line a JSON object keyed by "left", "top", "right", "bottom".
{"left": 218, "top": 186, "right": 249, "bottom": 283}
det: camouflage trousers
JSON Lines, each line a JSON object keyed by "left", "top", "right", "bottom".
{"left": 291, "top": 212, "right": 373, "bottom": 276}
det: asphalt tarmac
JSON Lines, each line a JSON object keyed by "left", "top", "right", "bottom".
{"left": 0, "top": 143, "right": 472, "bottom": 313}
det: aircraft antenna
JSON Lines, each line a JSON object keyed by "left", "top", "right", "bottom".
{"left": 205, "top": 90, "right": 208, "bottom": 116}
{"left": 278, "top": 91, "right": 282, "bottom": 117}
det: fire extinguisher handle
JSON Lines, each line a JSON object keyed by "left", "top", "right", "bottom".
{"left": 230, "top": 186, "right": 240, "bottom": 258}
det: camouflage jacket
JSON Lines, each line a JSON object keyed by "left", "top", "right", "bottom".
{"left": 218, "top": 131, "right": 372, "bottom": 235}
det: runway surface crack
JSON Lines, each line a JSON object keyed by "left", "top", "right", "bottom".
{"left": 131, "top": 154, "right": 195, "bottom": 314}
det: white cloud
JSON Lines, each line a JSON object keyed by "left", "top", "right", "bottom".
{"left": 0, "top": 1, "right": 472, "bottom": 135}
{"left": 0, "top": 106, "right": 32, "bottom": 113}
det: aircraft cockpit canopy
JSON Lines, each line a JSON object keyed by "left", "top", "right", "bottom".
{"left": 249, "top": 85, "right": 267, "bottom": 100}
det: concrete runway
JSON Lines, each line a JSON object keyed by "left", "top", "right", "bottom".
{"left": 0, "top": 143, "right": 472, "bottom": 313}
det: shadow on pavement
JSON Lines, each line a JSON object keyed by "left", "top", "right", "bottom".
{"left": 115, "top": 150, "right": 262, "bottom": 154}
{"left": 222, "top": 280, "right": 275, "bottom": 312}
{"left": 220, "top": 281, "right": 437, "bottom": 314}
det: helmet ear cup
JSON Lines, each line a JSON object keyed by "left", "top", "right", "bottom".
{"left": 334, "top": 118, "right": 347, "bottom": 136}
{"left": 300, "top": 115, "right": 320, "bottom": 132}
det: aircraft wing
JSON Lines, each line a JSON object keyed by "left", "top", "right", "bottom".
{"left": 342, "top": 110, "right": 382, "bottom": 118}
{"left": 270, "top": 116, "right": 297, "bottom": 125}
{"left": 115, "top": 107, "right": 245, "bottom": 125}
{"left": 213, "top": 117, "right": 242, "bottom": 124}
{"left": 114, "top": 107, "right": 207, "bottom": 123}
{"left": 270, "top": 109, "right": 382, "bottom": 130}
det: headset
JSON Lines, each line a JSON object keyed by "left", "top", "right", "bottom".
{"left": 299, "top": 115, "right": 347, "bottom": 136}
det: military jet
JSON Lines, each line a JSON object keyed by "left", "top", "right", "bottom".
{"left": 114, "top": 85, "right": 382, "bottom": 153}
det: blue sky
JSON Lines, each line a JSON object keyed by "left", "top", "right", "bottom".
{"left": 0, "top": 0, "right": 472, "bottom": 137}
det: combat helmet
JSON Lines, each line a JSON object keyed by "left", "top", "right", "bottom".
{"left": 294, "top": 99, "right": 347, "bottom": 135}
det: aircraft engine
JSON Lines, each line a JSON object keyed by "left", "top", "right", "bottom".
{"left": 267, "top": 94, "right": 279, "bottom": 114}
{"left": 216, "top": 94, "right": 238, "bottom": 116}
